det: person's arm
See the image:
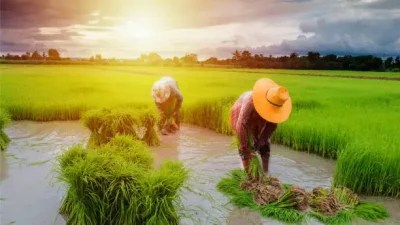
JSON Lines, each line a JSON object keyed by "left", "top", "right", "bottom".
{"left": 171, "top": 86, "right": 183, "bottom": 114}
{"left": 236, "top": 98, "right": 254, "bottom": 160}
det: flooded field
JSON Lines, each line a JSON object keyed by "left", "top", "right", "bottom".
{"left": 0, "top": 121, "right": 399, "bottom": 225}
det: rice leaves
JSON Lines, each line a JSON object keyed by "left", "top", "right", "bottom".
{"left": 353, "top": 202, "right": 390, "bottom": 222}
{"left": 81, "top": 108, "right": 160, "bottom": 147}
{"left": 56, "top": 135, "right": 188, "bottom": 225}
{"left": 217, "top": 169, "right": 390, "bottom": 225}
{"left": 0, "top": 108, "right": 11, "bottom": 151}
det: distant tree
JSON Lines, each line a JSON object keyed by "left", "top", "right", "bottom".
{"left": 289, "top": 52, "right": 298, "bottom": 59}
{"left": 140, "top": 53, "right": 148, "bottom": 63}
{"left": 148, "top": 52, "right": 163, "bottom": 65}
{"left": 384, "top": 57, "right": 393, "bottom": 69}
{"left": 395, "top": 56, "right": 400, "bottom": 68}
{"left": 42, "top": 52, "right": 46, "bottom": 59}
{"left": 89, "top": 56, "right": 95, "bottom": 62}
{"left": 48, "top": 49, "right": 60, "bottom": 60}
{"left": 5, "top": 53, "right": 12, "bottom": 60}
{"left": 240, "top": 50, "right": 252, "bottom": 61}
{"left": 95, "top": 54, "right": 102, "bottom": 61}
{"left": 31, "top": 51, "right": 42, "bottom": 60}
{"left": 204, "top": 57, "right": 218, "bottom": 64}
{"left": 323, "top": 54, "right": 337, "bottom": 62}
{"left": 232, "top": 50, "right": 241, "bottom": 62}
{"left": 12, "top": 55, "right": 21, "bottom": 60}
{"left": 182, "top": 53, "right": 198, "bottom": 64}
{"left": 21, "top": 53, "right": 29, "bottom": 60}
{"left": 307, "top": 51, "right": 320, "bottom": 62}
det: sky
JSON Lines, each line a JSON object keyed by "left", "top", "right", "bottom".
{"left": 1, "top": 0, "right": 400, "bottom": 59}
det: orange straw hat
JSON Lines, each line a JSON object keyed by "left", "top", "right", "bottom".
{"left": 252, "top": 78, "right": 292, "bottom": 124}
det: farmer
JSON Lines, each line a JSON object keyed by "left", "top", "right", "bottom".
{"left": 230, "top": 78, "right": 292, "bottom": 175}
{"left": 152, "top": 76, "right": 183, "bottom": 135}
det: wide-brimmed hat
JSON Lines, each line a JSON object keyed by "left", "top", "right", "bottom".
{"left": 252, "top": 78, "right": 292, "bottom": 124}
{"left": 152, "top": 78, "right": 171, "bottom": 103}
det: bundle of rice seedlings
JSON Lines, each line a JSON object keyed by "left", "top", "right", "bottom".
{"left": 136, "top": 108, "right": 161, "bottom": 146}
{"left": 309, "top": 186, "right": 343, "bottom": 216}
{"left": 81, "top": 108, "right": 160, "bottom": 147}
{"left": 333, "top": 186, "right": 360, "bottom": 209}
{"left": 56, "top": 135, "right": 188, "bottom": 225}
{"left": 270, "top": 185, "right": 309, "bottom": 211}
{"left": 240, "top": 175, "right": 284, "bottom": 206}
{"left": 0, "top": 109, "right": 11, "bottom": 151}
{"left": 217, "top": 169, "right": 305, "bottom": 224}
{"left": 248, "top": 156, "right": 264, "bottom": 180}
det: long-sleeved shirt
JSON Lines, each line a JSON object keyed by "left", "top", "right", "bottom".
{"left": 152, "top": 77, "right": 183, "bottom": 115}
{"left": 230, "top": 91, "right": 277, "bottom": 160}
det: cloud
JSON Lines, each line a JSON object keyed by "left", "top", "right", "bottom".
{"left": 1, "top": 0, "right": 399, "bottom": 58}
{"left": 203, "top": 17, "right": 400, "bottom": 58}
{"left": 0, "top": 0, "right": 313, "bottom": 29}
{"left": 363, "top": 0, "right": 400, "bottom": 9}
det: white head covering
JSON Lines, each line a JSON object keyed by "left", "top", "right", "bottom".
{"left": 152, "top": 76, "right": 175, "bottom": 103}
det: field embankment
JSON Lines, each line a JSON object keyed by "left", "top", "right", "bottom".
{"left": 0, "top": 65, "right": 399, "bottom": 197}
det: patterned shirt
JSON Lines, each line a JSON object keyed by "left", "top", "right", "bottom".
{"left": 230, "top": 91, "right": 277, "bottom": 160}
{"left": 152, "top": 77, "right": 183, "bottom": 114}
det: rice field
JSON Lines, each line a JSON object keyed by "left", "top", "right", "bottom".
{"left": 1, "top": 65, "right": 399, "bottom": 197}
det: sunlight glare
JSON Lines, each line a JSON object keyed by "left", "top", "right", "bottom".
{"left": 115, "top": 19, "right": 153, "bottom": 39}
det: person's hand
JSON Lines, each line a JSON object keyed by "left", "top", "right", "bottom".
{"left": 248, "top": 152, "right": 257, "bottom": 160}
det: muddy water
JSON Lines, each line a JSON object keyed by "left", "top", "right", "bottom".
{"left": 0, "top": 122, "right": 398, "bottom": 225}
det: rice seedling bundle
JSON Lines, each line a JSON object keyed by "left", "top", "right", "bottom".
{"left": 0, "top": 108, "right": 11, "bottom": 151}
{"left": 81, "top": 108, "right": 160, "bottom": 147}
{"left": 56, "top": 135, "right": 189, "bottom": 225}
{"left": 217, "top": 169, "right": 390, "bottom": 225}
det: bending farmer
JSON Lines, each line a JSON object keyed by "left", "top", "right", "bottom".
{"left": 230, "top": 78, "right": 292, "bottom": 175}
{"left": 152, "top": 76, "right": 183, "bottom": 135}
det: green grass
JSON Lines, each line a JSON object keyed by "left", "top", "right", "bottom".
{"left": 56, "top": 135, "right": 189, "bottom": 225}
{"left": 1, "top": 65, "right": 399, "bottom": 197}
{"left": 217, "top": 169, "right": 390, "bottom": 225}
{"left": 0, "top": 108, "right": 11, "bottom": 151}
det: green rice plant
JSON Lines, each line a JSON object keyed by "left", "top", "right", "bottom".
{"left": 334, "top": 141, "right": 400, "bottom": 197}
{"left": 353, "top": 202, "right": 390, "bottom": 222}
{"left": 0, "top": 109, "right": 11, "bottom": 151}
{"left": 181, "top": 96, "right": 236, "bottom": 135}
{"left": 248, "top": 156, "right": 264, "bottom": 179}
{"left": 56, "top": 135, "right": 189, "bottom": 225}
{"left": 308, "top": 210, "right": 354, "bottom": 225}
{"left": 81, "top": 107, "right": 160, "bottom": 147}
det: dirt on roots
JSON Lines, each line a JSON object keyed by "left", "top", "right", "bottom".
{"left": 240, "top": 176, "right": 284, "bottom": 205}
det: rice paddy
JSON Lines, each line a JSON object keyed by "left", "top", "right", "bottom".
{"left": 0, "top": 65, "right": 399, "bottom": 200}
{"left": 0, "top": 108, "right": 11, "bottom": 151}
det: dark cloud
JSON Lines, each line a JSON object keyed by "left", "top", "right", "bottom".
{"left": 204, "top": 17, "right": 400, "bottom": 58}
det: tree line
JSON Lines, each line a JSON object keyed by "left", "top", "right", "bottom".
{"left": 2, "top": 49, "right": 400, "bottom": 71}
